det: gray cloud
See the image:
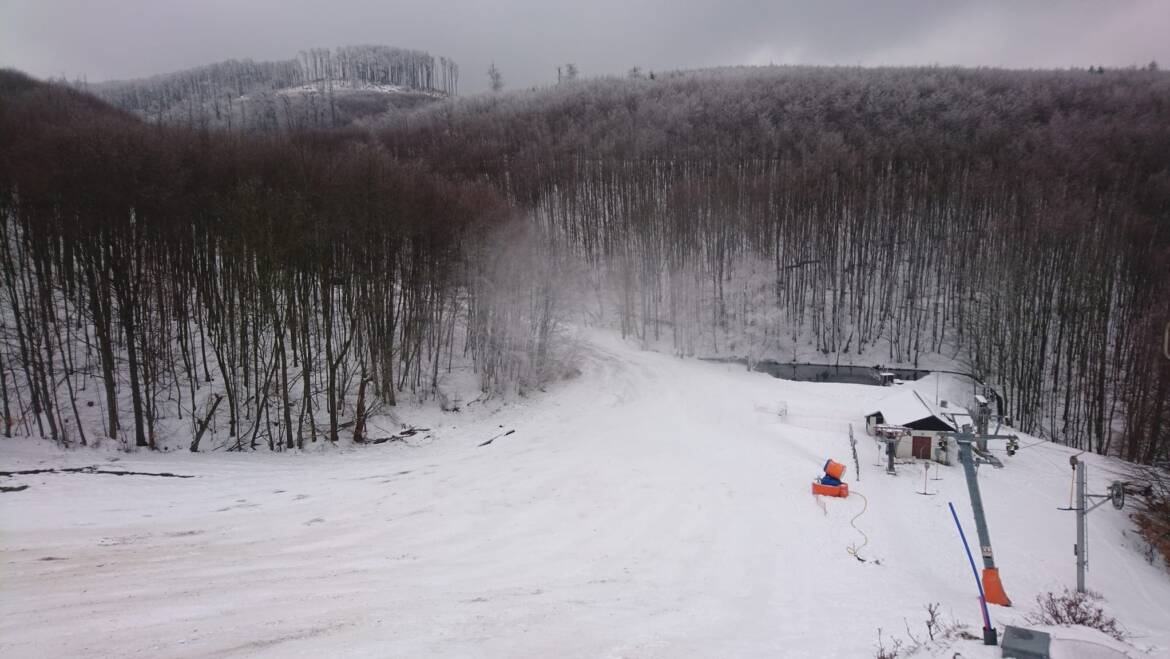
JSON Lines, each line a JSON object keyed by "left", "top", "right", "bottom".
{"left": 2, "top": 0, "right": 1167, "bottom": 93}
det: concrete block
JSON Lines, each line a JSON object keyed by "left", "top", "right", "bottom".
{"left": 1001, "top": 625, "right": 1051, "bottom": 659}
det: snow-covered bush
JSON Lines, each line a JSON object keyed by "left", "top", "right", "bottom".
{"left": 1026, "top": 589, "right": 1126, "bottom": 641}
{"left": 873, "top": 604, "right": 977, "bottom": 658}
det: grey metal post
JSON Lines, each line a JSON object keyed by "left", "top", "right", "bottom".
{"left": 975, "top": 397, "right": 990, "bottom": 452}
{"left": 958, "top": 429, "right": 997, "bottom": 571}
{"left": 952, "top": 423, "right": 1013, "bottom": 605}
{"left": 1076, "top": 459, "right": 1087, "bottom": 593}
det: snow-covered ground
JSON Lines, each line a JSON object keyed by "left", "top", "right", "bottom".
{"left": 273, "top": 81, "right": 446, "bottom": 98}
{"left": 2, "top": 330, "right": 1166, "bottom": 658}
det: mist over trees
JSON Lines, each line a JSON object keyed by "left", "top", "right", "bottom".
{"left": 379, "top": 65, "right": 1170, "bottom": 463}
{"left": 83, "top": 45, "right": 458, "bottom": 133}
{"left": 1, "top": 63, "right": 1167, "bottom": 464}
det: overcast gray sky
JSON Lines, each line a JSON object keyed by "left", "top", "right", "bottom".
{"left": 2, "top": 0, "right": 1167, "bottom": 93}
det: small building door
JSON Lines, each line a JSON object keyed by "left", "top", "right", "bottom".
{"left": 912, "top": 435, "right": 932, "bottom": 460}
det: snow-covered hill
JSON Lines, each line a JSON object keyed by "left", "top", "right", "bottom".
{"left": 84, "top": 45, "right": 456, "bottom": 131}
{"left": 1, "top": 330, "right": 1166, "bottom": 658}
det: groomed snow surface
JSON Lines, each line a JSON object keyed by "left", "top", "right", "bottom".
{"left": 2, "top": 331, "right": 1167, "bottom": 658}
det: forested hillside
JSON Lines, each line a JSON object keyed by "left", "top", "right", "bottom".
{"left": 1, "top": 65, "right": 1168, "bottom": 463}
{"left": 381, "top": 66, "right": 1170, "bottom": 462}
{"left": 85, "top": 45, "right": 458, "bottom": 132}
{"left": 0, "top": 69, "right": 556, "bottom": 453}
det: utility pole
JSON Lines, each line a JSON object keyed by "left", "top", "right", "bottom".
{"left": 952, "top": 423, "right": 1016, "bottom": 606}
{"left": 1076, "top": 458, "right": 1087, "bottom": 593}
{"left": 1069, "top": 455, "right": 1132, "bottom": 594}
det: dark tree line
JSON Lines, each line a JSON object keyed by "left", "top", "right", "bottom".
{"left": 0, "top": 70, "right": 556, "bottom": 452}
{"left": 378, "top": 65, "right": 1170, "bottom": 463}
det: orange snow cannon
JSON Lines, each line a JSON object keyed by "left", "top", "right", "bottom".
{"left": 812, "top": 459, "right": 849, "bottom": 497}
{"left": 981, "top": 567, "right": 1012, "bottom": 607}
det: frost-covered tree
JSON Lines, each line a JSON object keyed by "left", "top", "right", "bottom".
{"left": 488, "top": 62, "right": 504, "bottom": 92}
{"left": 379, "top": 65, "right": 1170, "bottom": 463}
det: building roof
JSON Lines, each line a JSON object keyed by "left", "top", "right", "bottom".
{"left": 946, "top": 411, "right": 975, "bottom": 431}
{"left": 865, "top": 389, "right": 957, "bottom": 431}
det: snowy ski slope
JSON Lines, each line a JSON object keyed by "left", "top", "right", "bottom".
{"left": 2, "top": 331, "right": 1166, "bottom": 658}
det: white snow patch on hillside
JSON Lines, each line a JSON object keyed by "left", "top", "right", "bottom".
{"left": 1, "top": 330, "right": 1167, "bottom": 658}
{"left": 274, "top": 81, "right": 445, "bottom": 97}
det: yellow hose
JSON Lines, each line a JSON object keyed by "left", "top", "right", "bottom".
{"left": 846, "top": 491, "right": 869, "bottom": 562}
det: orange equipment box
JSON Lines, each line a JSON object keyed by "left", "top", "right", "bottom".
{"left": 824, "top": 460, "right": 846, "bottom": 480}
{"left": 812, "top": 481, "right": 849, "bottom": 498}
